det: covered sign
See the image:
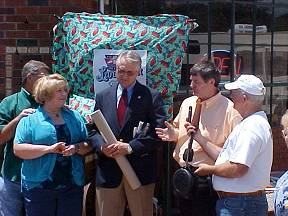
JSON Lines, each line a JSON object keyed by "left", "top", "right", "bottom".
{"left": 52, "top": 12, "right": 197, "bottom": 120}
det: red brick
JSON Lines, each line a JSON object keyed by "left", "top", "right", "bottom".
{"left": 12, "top": 69, "right": 22, "bottom": 77}
{"left": 6, "top": 31, "right": 27, "bottom": 38}
{"left": 16, "top": 7, "right": 38, "bottom": 14}
{"left": 38, "top": 22, "right": 55, "bottom": 30}
{"left": 61, "top": 7, "right": 82, "bottom": 14}
{"left": 0, "top": 23, "right": 16, "bottom": 30}
{"left": 27, "top": 15, "right": 51, "bottom": 23}
{"left": 0, "top": 8, "right": 15, "bottom": 15}
{"left": 17, "top": 23, "right": 38, "bottom": 30}
{"left": 42, "top": 55, "right": 52, "bottom": 63}
{"left": 39, "top": 39, "right": 52, "bottom": 46}
{"left": 0, "top": 16, "right": 4, "bottom": 22}
{"left": 0, "top": 69, "right": 5, "bottom": 77}
{"left": 272, "top": 128, "right": 288, "bottom": 171}
{"left": 12, "top": 82, "right": 22, "bottom": 92}
{"left": 4, "top": 0, "right": 26, "bottom": 7}
{"left": 28, "top": 31, "right": 49, "bottom": 38}
{"left": 6, "top": 15, "right": 26, "bottom": 22}
{"left": 39, "top": 7, "right": 61, "bottom": 14}
{"left": 50, "top": 0, "right": 74, "bottom": 7}
{"left": 0, "top": 39, "right": 16, "bottom": 46}
{"left": 0, "top": 46, "right": 5, "bottom": 53}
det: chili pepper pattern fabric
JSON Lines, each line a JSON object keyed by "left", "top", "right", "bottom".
{"left": 52, "top": 12, "right": 197, "bottom": 121}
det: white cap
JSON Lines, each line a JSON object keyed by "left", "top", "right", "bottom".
{"left": 224, "top": 75, "right": 266, "bottom": 96}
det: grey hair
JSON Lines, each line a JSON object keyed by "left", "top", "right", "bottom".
{"left": 22, "top": 60, "right": 50, "bottom": 83}
{"left": 239, "top": 89, "right": 265, "bottom": 104}
{"left": 116, "top": 51, "right": 142, "bottom": 69}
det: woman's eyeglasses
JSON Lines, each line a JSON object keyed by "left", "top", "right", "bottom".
{"left": 281, "top": 129, "right": 288, "bottom": 138}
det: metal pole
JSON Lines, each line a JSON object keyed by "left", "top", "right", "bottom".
{"left": 230, "top": 0, "right": 235, "bottom": 81}
{"left": 252, "top": 0, "right": 257, "bottom": 75}
{"left": 207, "top": 2, "right": 212, "bottom": 60}
{"left": 269, "top": 0, "right": 275, "bottom": 123}
{"left": 99, "top": 0, "right": 105, "bottom": 14}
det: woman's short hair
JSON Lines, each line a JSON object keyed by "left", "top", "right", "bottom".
{"left": 33, "top": 73, "right": 67, "bottom": 104}
{"left": 281, "top": 110, "right": 288, "bottom": 129}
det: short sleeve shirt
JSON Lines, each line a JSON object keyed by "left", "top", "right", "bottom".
{"left": 0, "top": 88, "right": 38, "bottom": 182}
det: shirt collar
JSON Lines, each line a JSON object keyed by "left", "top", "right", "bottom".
{"left": 38, "top": 106, "right": 65, "bottom": 121}
{"left": 117, "top": 81, "right": 136, "bottom": 93}
{"left": 21, "top": 87, "right": 30, "bottom": 96}
{"left": 21, "top": 87, "right": 37, "bottom": 105}
{"left": 201, "top": 92, "right": 222, "bottom": 109}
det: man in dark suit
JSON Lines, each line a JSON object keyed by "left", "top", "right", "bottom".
{"left": 89, "top": 51, "right": 165, "bottom": 216}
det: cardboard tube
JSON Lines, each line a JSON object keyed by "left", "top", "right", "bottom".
{"left": 91, "top": 110, "right": 141, "bottom": 190}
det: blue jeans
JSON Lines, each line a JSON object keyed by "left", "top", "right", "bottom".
{"left": 216, "top": 194, "right": 268, "bottom": 216}
{"left": 0, "top": 177, "right": 24, "bottom": 216}
{"left": 23, "top": 186, "right": 83, "bottom": 216}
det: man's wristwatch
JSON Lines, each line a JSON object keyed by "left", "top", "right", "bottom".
{"left": 127, "top": 145, "right": 133, "bottom": 154}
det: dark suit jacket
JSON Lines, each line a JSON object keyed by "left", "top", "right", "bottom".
{"left": 89, "top": 81, "right": 165, "bottom": 188}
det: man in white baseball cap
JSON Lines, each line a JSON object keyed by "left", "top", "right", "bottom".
{"left": 192, "top": 74, "right": 273, "bottom": 215}
{"left": 224, "top": 74, "right": 266, "bottom": 96}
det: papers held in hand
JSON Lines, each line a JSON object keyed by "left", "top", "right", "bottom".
{"left": 90, "top": 110, "right": 141, "bottom": 190}
{"left": 133, "top": 121, "right": 150, "bottom": 138}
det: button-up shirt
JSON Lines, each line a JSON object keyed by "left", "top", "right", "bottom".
{"left": 173, "top": 93, "right": 241, "bottom": 167}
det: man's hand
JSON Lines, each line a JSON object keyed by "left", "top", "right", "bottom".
{"left": 194, "top": 164, "right": 214, "bottom": 176}
{"left": 184, "top": 121, "right": 207, "bottom": 146}
{"left": 100, "top": 141, "right": 132, "bottom": 157}
{"left": 18, "top": 108, "right": 36, "bottom": 119}
{"left": 155, "top": 121, "right": 178, "bottom": 142}
{"left": 184, "top": 122, "right": 197, "bottom": 136}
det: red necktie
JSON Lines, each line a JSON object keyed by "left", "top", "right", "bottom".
{"left": 117, "top": 88, "right": 128, "bottom": 127}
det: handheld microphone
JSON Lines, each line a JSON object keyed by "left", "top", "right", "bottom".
{"left": 184, "top": 98, "right": 202, "bottom": 166}
{"left": 184, "top": 106, "right": 193, "bottom": 164}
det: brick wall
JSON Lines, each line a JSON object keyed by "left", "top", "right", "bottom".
{"left": 272, "top": 128, "right": 288, "bottom": 171}
{"left": 0, "top": 0, "right": 98, "bottom": 99}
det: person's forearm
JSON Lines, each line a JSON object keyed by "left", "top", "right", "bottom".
{"left": 174, "top": 129, "right": 179, "bottom": 142}
{"left": 212, "top": 161, "right": 248, "bottom": 178}
{"left": 0, "top": 117, "right": 22, "bottom": 145}
{"left": 196, "top": 135, "right": 222, "bottom": 161}
{"left": 200, "top": 140, "right": 222, "bottom": 161}
{"left": 13, "top": 143, "right": 51, "bottom": 159}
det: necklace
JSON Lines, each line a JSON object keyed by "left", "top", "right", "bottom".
{"left": 45, "top": 110, "right": 61, "bottom": 118}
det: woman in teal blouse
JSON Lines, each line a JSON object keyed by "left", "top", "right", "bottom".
{"left": 13, "top": 74, "right": 90, "bottom": 216}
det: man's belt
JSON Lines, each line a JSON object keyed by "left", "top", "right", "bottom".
{"left": 217, "top": 190, "right": 265, "bottom": 198}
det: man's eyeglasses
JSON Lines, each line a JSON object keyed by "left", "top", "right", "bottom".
{"left": 117, "top": 69, "right": 137, "bottom": 77}
{"left": 32, "top": 72, "right": 47, "bottom": 77}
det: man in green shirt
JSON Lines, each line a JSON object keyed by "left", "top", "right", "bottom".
{"left": 0, "top": 60, "right": 50, "bottom": 216}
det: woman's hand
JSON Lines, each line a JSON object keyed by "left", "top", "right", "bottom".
{"left": 49, "top": 142, "right": 66, "bottom": 154}
{"left": 62, "top": 144, "right": 78, "bottom": 156}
